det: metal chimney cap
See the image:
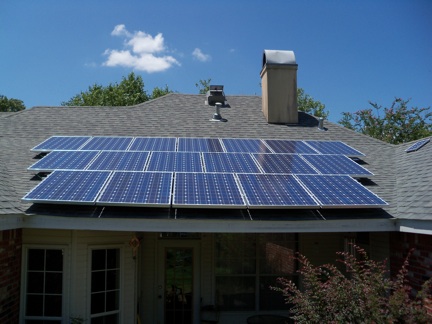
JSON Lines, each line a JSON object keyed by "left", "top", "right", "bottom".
{"left": 263, "top": 50, "right": 296, "bottom": 67}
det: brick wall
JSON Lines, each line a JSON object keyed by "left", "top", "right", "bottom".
{"left": 390, "top": 232, "right": 432, "bottom": 293}
{"left": 0, "top": 229, "right": 22, "bottom": 324}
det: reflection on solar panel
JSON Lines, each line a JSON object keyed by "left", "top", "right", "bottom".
{"left": 253, "top": 154, "right": 318, "bottom": 174}
{"left": 237, "top": 174, "right": 319, "bottom": 208}
{"left": 203, "top": 153, "right": 261, "bottom": 173}
{"left": 305, "top": 141, "right": 365, "bottom": 156}
{"left": 28, "top": 151, "right": 100, "bottom": 171}
{"left": 81, "top": 137, "right": 133, "bottom": 150}
{"left": 97, "top": 172, "right": 172, "bottom": 206}
{"left": 296, "top": 175, "right": 388, "bottom": 208}
{"left": 31, "top": 136, "right": 91, "bottom": 151}
{"left": 177, "top": 138, "right": 223, "bottom": 152}
{"left": 173, "top": 173, "right": 245, "bottom": 208}
{"left": 264, "top": 140, "right": 317, "bottom": 154}
{"left": 146, "top": 152, "right": 203, "bottom": 172}
{"left": 222, "top": 138, "right": 271, "bottom": 153}
{"left": 129, "top": 137, "right": 176, "bottom": 151}
{"left": 405, "top": 138, "right": 430, "bottom": 153}
{"left": 22, "top": 170, "right": 110, "bottom": 204}
{"left": 301, "top": 154, "right": 373, "bottom": 177}
{"left": 87, "top": 151, "right": 149, "bottom": 171}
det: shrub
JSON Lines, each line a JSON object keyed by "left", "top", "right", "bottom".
{"left": 274, "top": 245, "right": 432, "bottom": 323}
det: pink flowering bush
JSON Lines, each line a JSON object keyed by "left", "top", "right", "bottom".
{"left": 274, "top": 245, "right": 432, "bottom": 323}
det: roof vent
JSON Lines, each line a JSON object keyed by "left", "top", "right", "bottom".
{"left": 210, "top": 102, "right": 227, "bottom": 122}
{"left": 206, "top": 85, "right": 226, "bottom": 106}
{"left": 318, "top": 117, "right": 325, "bottom": 131}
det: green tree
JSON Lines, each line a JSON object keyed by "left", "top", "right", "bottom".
{"left": 195, "top": 78, "right": 212, "bottom": 94}
{"left": 339, "top": 98, "right": 432, "bottom": 144}
{"left": 274, "top": 245, "right": 432, "bottom": 323}
{"left": 297, "top": 88, "right": 328, "bottom": 118}
{"left": 62, "top": 72, "right": 149, "bottom": 106}
{"left": 150, "top": 85, "right": 173, "bottom": 99}
{"left": 0, "top": 95, "right": 26, "bottom": 112}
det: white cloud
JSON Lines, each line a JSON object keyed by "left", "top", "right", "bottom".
{"left": 192, "top": 48, "right": 211, "bottom": 62}
{"left": 103, "top": 24, "right": 180, "bottom": 73}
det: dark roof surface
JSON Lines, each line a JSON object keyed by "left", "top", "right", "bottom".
{"left": 0, "top": 93, "right": 420, "bottom": 221}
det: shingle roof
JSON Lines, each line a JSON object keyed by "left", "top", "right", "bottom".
{"left": 0, "top": 93, "right": 422, "bottom": 222}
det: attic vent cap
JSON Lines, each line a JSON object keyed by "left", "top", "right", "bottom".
{"left": 210, "top": 102, "right": 227, "bottom": 122}
{"left": 206, "top": 85, "right": 226, "bottom": 106}
{"left": 262, "top": 50, "right": 296, "bottom": 68}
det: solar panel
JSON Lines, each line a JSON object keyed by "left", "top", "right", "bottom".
{"left": 22, "top": 170, "right": 110, "bottom": 204}
{"left": 177, "top": 138, "right": 224, "bottom": 152}
{"left": 86, "top": 151, "right": 150, "bottom": 171}
{"left": 31, "top": 136, "right": 91, "bottom": 151}
{"left": 253, "top": 154, "right": 318, "bottom": 174}
{"left": 203, "top": 153, "right": 261, "bottom": 173}
{"left": 305, "top": 141, "right": 365, "bottom": 156}
{"left": 97, "top": 172, "right": 172, "bottom": 207}
{"left": 222, "top": 138, "right": 271, "bottom": 153}
{"left": 295, "top": 175, "right": 388, "bottom": 208}
{"left": 146, "top": 152, "right": 203, "bottom": 172}
{"left": 237, "top": 173, "right": 319, "bottom": 208}
{"left": 264, "top": 140, "right": 317, "bottom": 154}
{"left": 129, "top": 137, "right": 176, "bottom": 151}
{"left": 80, "top": 136, "right": 134, "bottom": 150}
{"left": 405, "top": 138, "right": 430, "bottom": 153}
{"left": 301, "top": 154, "right": 373, "bottom": 177}
{"left": 28, "top": 151, "right": 100, "bottom": 171}
{"left": 172, "top": 173, "right": 246, "bottom": 208}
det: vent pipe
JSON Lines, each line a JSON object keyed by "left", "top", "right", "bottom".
{"left": 260, "top": 50, "right": 298, "bottom": 124}
{"left": 318, "top": 117, "right": 325, "bottom": 130}
{"left": 210, "top": 102, "right": 227, "bottom": 122}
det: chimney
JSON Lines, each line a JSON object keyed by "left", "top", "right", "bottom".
{"left": 260, "top": 50, "right": 298, "bottom": 124}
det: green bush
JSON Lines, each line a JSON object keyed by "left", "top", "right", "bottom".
{"left": 274, "top": 245, "right": 432, "bottom": 323}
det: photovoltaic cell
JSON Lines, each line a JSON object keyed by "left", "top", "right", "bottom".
{"left": 22, "top": 170, "right": 110, "bottom": 204}
{"left": 31, "top": 136, "right": 91, "bottom": 151}
{"left": 97, "top": 172, "right": 172, "bottom": 207}
{"left": 146, "top": 152, "right": 203, "bottom": 172}
{"left": 173, "top": 173, "right": 245, "bottom": 208}
{"left": 222, "top": 138, "right": 271, "bottom": 153}
{"left": 129, "top": 137, "right": 176, "bottom": 151}
{"left": 301, "top": 154, "right": 373, "bottom": 176}
{"left": 264, "top": 140, "right": 317, "bottom": 154}
{"left": 305, "top": 141, "right": 365, "bottom": 156}
{"left": 177, "top": 138, "right": 224, "bottom": 152}
{"left": 295, "top": 175, "right": 388, "bottom": 208}
{"left": 28, "top": 151, "right": 100, "bottom": 171}
{"left": 253, "top": 154, "right": 318, "bottom": 174}
{"left": 405, "top": 138, "right": 430, "bottom": 153}
{"left": 237, "top": 173, "right": 319, "bottom": 208}
{"left": 86, "top": 151, "right": 149, "bottom": 171}
{"left": 80, "top": 137, "right": 133, "bottom": 150}
{"left": 203, "top": 153, "right": 261, "bottom": 173}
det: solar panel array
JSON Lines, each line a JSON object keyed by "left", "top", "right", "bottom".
{"left": 405, "top": 138, "right": 430, "bottom": 153}
{"left": 24, "top": 136, "right": 387, "bottom": 209}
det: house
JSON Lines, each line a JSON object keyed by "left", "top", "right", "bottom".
{"left": 0, "top": 50, "right": 431, "bottom": 324}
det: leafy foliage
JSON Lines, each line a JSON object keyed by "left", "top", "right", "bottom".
{"left": 0, "top": 95, "right": 26, "bottom": 112}
{"left": 297, "top": 88, "right": 329, "bottom": 118}
{"left": 274, "top": 245, "right": 432, "bottom": 323}
{"left": 339, "top": 98, "right": 432, "bottom": 144}
{"left": 195, "top": 78, "right": 212, "bottom": 94}
{"left": 62, "top": 72, "right": 149, "bottom": 106}
{"left": 151, "top": 85, "right": 174, "bottom": 99}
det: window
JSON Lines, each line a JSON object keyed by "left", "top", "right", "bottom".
{"left": 23, "top": 248, "right": 64, "bottom": 323}
{"left": 90, "top": 248, "right": 120, "bottom": 324}
{"left": 215, "top": 234, "right": 297, "bottom": 311}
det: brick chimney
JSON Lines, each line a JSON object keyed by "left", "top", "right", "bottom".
{"left": 260, "top": 50, "right": 298, "bottom": 124}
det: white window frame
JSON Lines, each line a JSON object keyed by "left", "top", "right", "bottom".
{"left": 87, "top": 245, "right": 123, "bottom": 323}
{"left": 20, "top": 245, "right": 69, "bottom": 323}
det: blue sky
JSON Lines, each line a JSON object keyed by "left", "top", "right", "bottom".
{"left": 1, "top": 1, "right": 431, "bottom": 122}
